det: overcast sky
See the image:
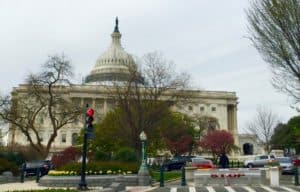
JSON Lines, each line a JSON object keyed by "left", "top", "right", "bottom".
{"left": 0, "top": 0, "right": 298, "bottom": 133}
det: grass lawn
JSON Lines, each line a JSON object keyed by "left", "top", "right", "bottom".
{"left": 151, "top": 170, "right": 181, "bottom": 182}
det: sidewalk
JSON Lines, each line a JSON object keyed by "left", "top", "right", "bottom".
{"left": 0, "top": 181, "right": 156, "bottom": 192}
{"left": 1, "top": 181, "right": 299, "bottom": 192}
{"left": 0, "top": 181, "right": 48, "bottom": 191}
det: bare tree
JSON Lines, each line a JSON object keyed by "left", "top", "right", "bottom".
{"left": 247, "top": 0, "right": 300, "bottom": 104}
{"left": 0, "top": 55, "right": 81, "bottom": 158}
{"left": 246, "top": 106, "right": 280, "bottom": 153}
{"left": 105, "top": 51, "right": 191, "bottom": 153}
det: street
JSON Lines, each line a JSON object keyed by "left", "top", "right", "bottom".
{"left": 147, "top": 174, "right": 299, "bottom": 192}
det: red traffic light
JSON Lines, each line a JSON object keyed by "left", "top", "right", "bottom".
{"left": 86, "top": 108, "right": 94, "bottom": 117}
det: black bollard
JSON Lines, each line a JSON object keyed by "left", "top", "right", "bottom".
{"left": 20, "top": 163, "right": 25, "bottom": 183}
{"left": 36, "top": 167, "right": 40, "bottom": 183}
{"left": 160, "top": 166, "right": 164, "bottom": 187}
{"left": 295, "top": 166, "right": 300, "bottom": 186}
{"left": 181, "top": 166, "right": 186, "bottom": 186}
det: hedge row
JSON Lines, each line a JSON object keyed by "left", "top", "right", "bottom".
{"left": 55, "top": 161, "right": 140, "bottom": 175}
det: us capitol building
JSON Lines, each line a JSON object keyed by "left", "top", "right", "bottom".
{"left": 7, "top": 19, "right": 239, "bottom": 154}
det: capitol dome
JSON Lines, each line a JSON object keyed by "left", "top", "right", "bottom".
{"left": 86, "top": 18, "right": 135, "bottom": 83}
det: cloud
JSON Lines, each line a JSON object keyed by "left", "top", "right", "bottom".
{"left": 0, "top": 0, "right": 298, "bottom": 132}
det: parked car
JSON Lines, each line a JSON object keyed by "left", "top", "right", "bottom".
{"left": 180, "top": 155, "right": 197, "bottom": 163}
{"left": 276, "top": 157, "right": 295, "bottom": 174}
{"left": 191, "top": 157, "right": 216, "bottom": 169}
{"left": 22, "top": 160, "right": 54, "bottom": 177}
{"left": 244, "top": 155, "right": 276, "bottom": 168}
{"left": 162, "top": 157, "right": 187, "bottom": 171}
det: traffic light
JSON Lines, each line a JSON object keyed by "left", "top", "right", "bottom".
{"left": 85, "top": 108, "right": 94, "bottom": 139}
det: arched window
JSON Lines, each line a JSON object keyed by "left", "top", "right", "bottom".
{"left": 243, "top": 143, "right": 254, "bottom": 155}
{"left": 71, "top": 133, "right": 78, "bottom": 146}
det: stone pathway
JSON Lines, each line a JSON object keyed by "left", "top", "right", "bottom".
{"left": 0, "top": 181, "right": 156, "bottom": 192}
{"left": 0, "top": 181, "right": 48, "bottom": 191}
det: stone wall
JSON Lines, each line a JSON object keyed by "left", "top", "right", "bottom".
{"left": 0, "top": 172, "right": 19, "bottom": 184}
{"left": 39, "top": 175, "right": 139, "bottom": 188}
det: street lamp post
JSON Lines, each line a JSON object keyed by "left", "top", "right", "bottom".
{"left": 138, "top": 131, "right": 151, "bottom": 186}
{"left": 138, "top": 131, "right": 148, "bottom": 174}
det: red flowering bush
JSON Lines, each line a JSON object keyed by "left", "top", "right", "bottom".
{"left": 198, "top": 130, "right": 235, "bottom": 158}
{"left": 51, "top": 146, "right": 81, "bottom": 169}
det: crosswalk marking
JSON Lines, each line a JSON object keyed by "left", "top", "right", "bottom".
{"left": 280, "top": 186, "right": 299, "bottom": 192}
{"left": 224, "top": 186, "right": 236, "bottom": 192}
{"left": 206, "top": 186, "right": 216, "bottom": 192}
{"left": 261, "top": 185, "right": 278, "bottom": 192}
{"left": 161, "top": 185, "right": 300, "bottom": 192}
{"left": 242, "top": 186, "right": 257, "bottom": 192}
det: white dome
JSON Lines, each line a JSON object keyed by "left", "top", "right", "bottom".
{"left": 86, "top": 18, "right": 135, "bottom": 83}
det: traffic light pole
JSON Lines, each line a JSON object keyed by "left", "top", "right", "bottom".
{"left": 78, "top": 106, "right": 89, "bottom": 190}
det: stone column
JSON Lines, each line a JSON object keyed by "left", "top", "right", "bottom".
{"left": 232, "top": 105, "right": 237, "bottom": 135}
{"left": 92, "top": 99, "right": 96, "bottom": 109}
{"left": 227, "top": 105, "right": 233, "bottom": 131}
{"left": 103, "top": 99, "right": 108, "bottom": 114}
{"left": 80, "top": 98, "right": 84, "bottom": 107}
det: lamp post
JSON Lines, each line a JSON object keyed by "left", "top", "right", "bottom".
{"left": 138, "top": 130, "right": 150, "bottom": 185}
{"left": 138, "top": 131, "right": 148, "bottom": 175}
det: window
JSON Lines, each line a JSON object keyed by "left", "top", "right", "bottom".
{"left": 211, "top": 107, "right": 216, "bottom": 112}
{"left": 72, "top": 133, "right": 78, "bottom": 146}
{"left": 200, "top": 106, "right": 205, "bottom": 111}
{"left": 61, "top": 133, "right": 66, "bottom": 143}
{"left": 188, "top": 106, "right": 193, "bottom": 111}
{"left": 260, "top": 155, "right": 268, "bottom": 160}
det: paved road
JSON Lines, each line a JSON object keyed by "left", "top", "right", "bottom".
{"left": 148, "top": 185, "right": 300, "bottom": 192}
{"left": 0, "top": 175, "right": 297, "bottom": 192}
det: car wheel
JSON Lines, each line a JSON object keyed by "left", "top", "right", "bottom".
{"left": 247, "top": 164, "right": 253, "bottom": 168}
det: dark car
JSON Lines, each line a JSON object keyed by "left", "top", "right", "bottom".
{"left": 162, "top": 156, "right": 190, "bottom": 171}
{"left": 22, "top": 160, "right": 54, "bottom": 177}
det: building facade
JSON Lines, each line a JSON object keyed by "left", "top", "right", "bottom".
{"left": 8, "top": 19, "right": 239, "bottom": 153}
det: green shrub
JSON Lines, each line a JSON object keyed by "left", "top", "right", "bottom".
{"left": 113, "top": 147, "right": 137, "bottom": 162}
{"left": 0, "top": 151, "right": 25, "bottom": 166}
{"left": 0, "top": 158, "right": 19, "bottom": 176}
{"left": 57, "top": 161, "right": 139, "bottom": 175}
{"left": 265, "top": 161, "right": 280, "bottom": 167}
{"left": 94, "top": 150, "right": 110, "bottom": 161}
